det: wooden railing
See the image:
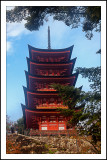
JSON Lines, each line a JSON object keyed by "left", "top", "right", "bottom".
{"left": 36, "top": 104, "right": 68, "bottom": 109}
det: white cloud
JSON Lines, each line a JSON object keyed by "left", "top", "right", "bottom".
{"left": 7, "top": 20, "right": 30, "bottom": 37}
{"left": 7, "top": 41, "right": 12, "bottom": 52}
{"left": 6, "top": 6, "right": 15, "bottom": 10}
{"left": 7, "top": 41, "right": 14, "bottom": 56}
{"left": 6, "top": 20, "right": 31, "bottom": 55}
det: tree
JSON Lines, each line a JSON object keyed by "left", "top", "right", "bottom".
{"left": 52, "top": 83, "right": 101, "bottom": 153}
{"left": 15, "top": 117, "right": 24, "bottom": 134}
{"left": 51, "top": 84, "right": 85, "bottom": 128}
{"left": 6, "top": 115, "right": 12, "bottom": 132}
{"left": 6, "top": 6, "right": 101, "bottom": 39}
{"left": 76, "top": 67, "right": 101, "bottom": 93}
{"left": 52, "top": 73, "right": 101, "bottom": 146}
{"left": 75, "top": 66, "right": 101, "bottom": 146}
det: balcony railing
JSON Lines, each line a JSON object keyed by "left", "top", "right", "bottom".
{"left": 37, "top": 88, "right": 55, "bottom": 91}
{"left": 36, "top": 104, "right": 68, "bottom": 109}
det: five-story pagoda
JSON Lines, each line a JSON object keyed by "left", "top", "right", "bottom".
{"left": 21, "top": 27, "right": 79, "bottom": 130}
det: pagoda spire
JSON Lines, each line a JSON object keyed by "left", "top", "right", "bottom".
{"left": 48, "top": 26, "right": 51, "bottom": 49}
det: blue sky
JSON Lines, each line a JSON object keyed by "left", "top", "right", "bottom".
{"left": 6, "top": 9, "right": 101, "bottom": 122}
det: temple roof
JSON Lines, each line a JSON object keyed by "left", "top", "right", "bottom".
{"left": 25, "top": 71, "right": 78, "bottom": 79}
{"left": 22, "top": 104, "right": 60, "bottom": 114}
{"left": 27, "top": 57, "right": 77, "bottom": 76}
{"left": 27, "top": 57, "right": 77, "bottom": 64}
{"left": 28, "top": 44, "right": 74, "bottom": 61}
{"left": 23, "top": 86, "right": 58, "bottom": 95}
{"left": 22, "top": 103, "right": 84, "bottom": 113}
{"left": 28, "top": 44, "right": 74, "bottom": 53}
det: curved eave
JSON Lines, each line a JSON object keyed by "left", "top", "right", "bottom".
{"left": 28, "top": 44, "right": 74, "bottom": 52}
{"left": 23, "top": 86, "right": 59, "bottom": 107}
{"left": 21, "top": 104, "right": 60, "bottom": 112}
{"left": 23, "top": 86, "right": 28, "bottom": 106}
{"left": 23, "top": 86, "right": 58, "bottom": 95}
{"left": 27, "top": 57, "right": 77, "bottom": 74}
{"left": 25, "top": 71, "right": 78, "bottom": 88}
{"left": 27, "top": 57, "right": 77, "bottom": 65}
{"left": 25, "top": 70, "right": 78, "bottom": 79}
{"left": 78, "top": 85, "right": 83, "bottom": 91}
{"left": 23, "top": 70, "right": 78, "bottom": 97}
{"left": 70, "top": 57, "right": 77, "bottom": 73}
{"left": 28, "top": 44, "right": 74, "bottom": 59}
{"left": 73, "top": 72, "right": 79, "bottom": 86}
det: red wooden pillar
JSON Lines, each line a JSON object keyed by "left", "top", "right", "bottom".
{"left": 39, "top": 117, "right": 41, "bottom": 130}
{"left": 51, "top": 58, "right": 54, "bottom": 62}
{"left": 57, "top": 70, "right": 60, "bottom": 76}
{"left": 46, "top": 99, "right": 49, "bottom": 105}
{"left": 55, "top": 99, "right": 57, "bottom": 106}
{"left": 57, "top": 116, "right": 59, "bottom": 130}
{"left": 46, "top": 83, "right": 48, "bottom": 89}
{"left": 41, "top": 83, "right": 43, "bottom": 89}
{"left": 41, "top": 98, "right": 43, "bottom": 106}
{"left": 52, "top": 71, "right": 54, "bottom": 76}
{"left": 47, "top": 116, "right": 49, "bottom": 130}
{"left": 64, "top": 117, "right": 66, "bottom": 130}
{"left": 46, "top": 70, "right": 48, "bottom": 76}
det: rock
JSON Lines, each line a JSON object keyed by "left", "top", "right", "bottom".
{"left": 55, "top": 151, "right": 60, "bottom": 154}
{"left": 49, "top": 148, "right": 57, "bottom": 152}
{"left": 31, "top": 143, "right": 36, "bottom": 147}
{"left": 6, "top": 134, "right": 101, "bottom": 154}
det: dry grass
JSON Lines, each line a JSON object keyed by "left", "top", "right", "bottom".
{"left": 6, "top": 135, "right": 22, "bottom": 154}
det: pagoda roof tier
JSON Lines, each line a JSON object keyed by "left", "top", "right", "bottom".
{"left": 25, "top": 71, "right": 79, "bottom": 91}
{"left": 27, "top": 57, "right": 76, "bottom": 65}
{"left": 22, "top": 104, "right": 84, "bottom": 113}
{"left": 27, "top": 57, "right": 77, "bottom": 76}
{"left": 23, "top": 86, "right": 59, "bottom": 108}
{"left": 28, "top": 44, "right": 74, "bottom": 62}
{"left": 21, "top": 104, "right": 61, "bottom": 129}
{"left": 22, "top": 104, "right": 61, "bottom": 113}
{"left": 23, "top": 86, "right": 59, "bottom": 95}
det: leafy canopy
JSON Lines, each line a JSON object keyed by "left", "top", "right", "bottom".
{"left": 51, "top": 84, "right": 85, "bottom": 127}
{"left": 75, "top": 66, "right": 101, "bottom": 144}
{"left": 7, "top": 6, "right": 101, "bottom": 39}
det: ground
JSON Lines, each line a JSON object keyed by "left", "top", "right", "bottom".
{"left": 6, "top": 133, "right": 101, "bottom": 154}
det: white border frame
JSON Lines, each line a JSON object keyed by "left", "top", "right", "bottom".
{"left": 1, "top": 1, "right": 106, "bottom": 159}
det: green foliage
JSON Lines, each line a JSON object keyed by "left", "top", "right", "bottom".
{"left": 51, "top": 84, "right": 85, "bottom": 127}
{"left": 51, "top": 84, "right": 84, "bottom": 108}
{"left": 68, "top": 110, "right": 83, "bottom": 127}
{"left": 6, "top": 6, "right": 101, "bottom": 39}
{"left": 82, "top": 6, "right": 101, "bottom": 39}
{"left": 15, "top": 117, "right": 24, "bottom": 134}
{"left": 48, "top": 150, "right": 56, "bottom": 154}
{"left": 52, "top": 79, "right": 101, "bottom": 144}
{"left": 79, "top": 108, "right": 101, "bottom": 144}
{"left": 75, "top": 66, "right": 101, "bottom": 144}
{"left": 57, "top": 108, "right": 74, "bottom": 117}
{"left": 75, "top": 67, "right": 101, "bottom": 93}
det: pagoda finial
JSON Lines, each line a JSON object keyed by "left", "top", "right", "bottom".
{"left": 48, "top": 26, "right": 51, "bottom": 49}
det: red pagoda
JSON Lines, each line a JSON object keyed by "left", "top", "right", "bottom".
{"left": 21, "top": 27, "right": 79, "bottom": 131}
